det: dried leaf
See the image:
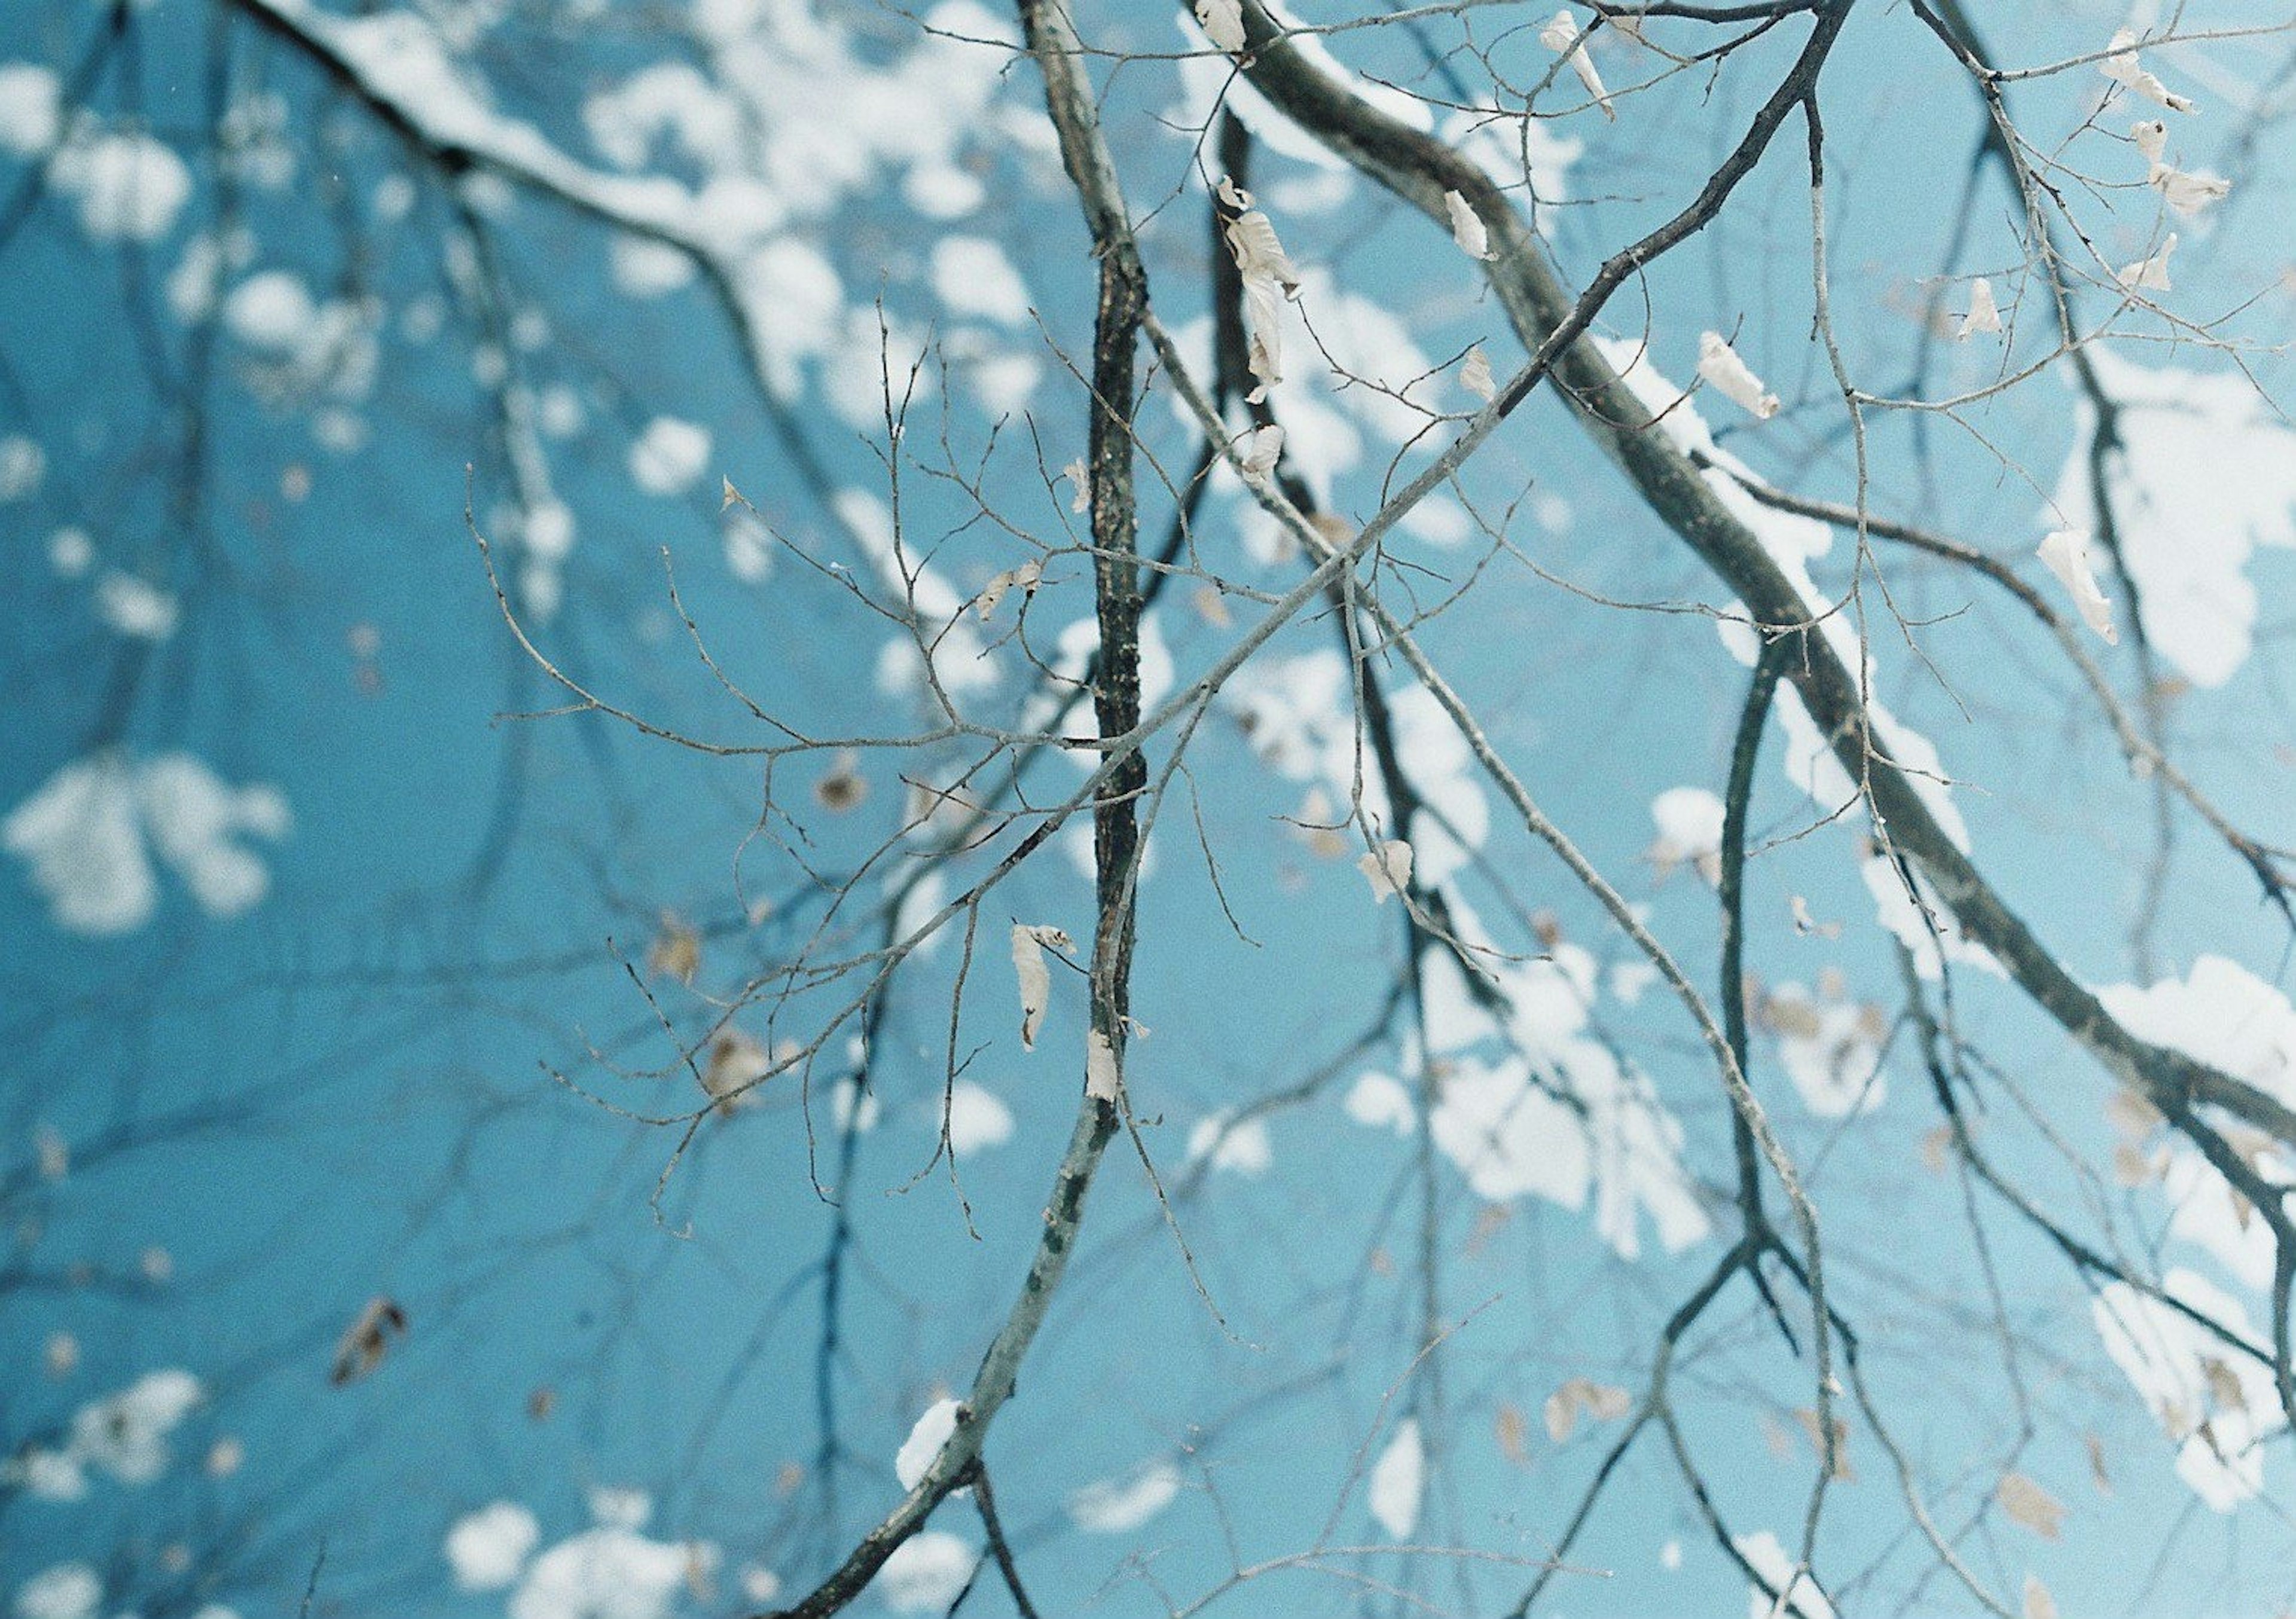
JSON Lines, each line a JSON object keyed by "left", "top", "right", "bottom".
{"left": 1445, "top": 190, "right": 1494, "bottom": 260}
{"left": 1357, "top": 838, "right": 1413, "bottom": 905}
{"left": 1538, "top": 10, "right": 1615, "bottom": 120}
{"left": 1461, "top": 345, "right": 1497, "bottom": 404}
{"left": 1998, "top": 1471, "right": 2065, "bottom": 1540}
{"left": 2036, "top": 528, "right": 2119, "bottom": 643}
{"left": 975, "top": 558, "right": 1044, "bottom": 622}
{"left": 1062, "top": 458, "right": 1091, "bottom": 514}
{"left": 1792, "top": 1407, "right": 1854, "bottom": 1480}
{"left": 703, "top": 1028, "right": 770, "bottom": 1110}
{"left": 1193, "top": 0, "right": 1245, "bottom": 54}
{"left": 1218, "top": 176, "right": 1302, "bottom": 403}
{"left": 1011, "top": 924, "right": 1071, "bottom": 1050}
{"left": 1543, "top": 1376, "right": 1631, "bottom": 1443}
{"left": 1697, "top": 331, "right": 1779, "bottom": 420}
{"left": 1495, "top": 1402, "right": 1530, "bottom": 1465}
{"left": 2099, "top": 28, "right": 2196, "bottom": 114}
{"left": 814, "top": 749, "right": 868, "bottom": 812}
{"left": 331, "top": 1296, "right": 407, "bottom": 1386}
{"left": 1234, "top": 423, "right": 1284, "bottom": 488}
{"left": 2024, "top": 1574, "right": 2059, "bottom": 1619}
{"left": 2115, "top": 232, "right": 2178, "bottom": 292}
{"left": 649, "top": 910, "right": 701, "bottom": 985}
{"left": 1957, "top": 276, "right": 2002, "bottom": 339}
{"left": 1790, "top": 894, "right": 1842, "bottom": 939}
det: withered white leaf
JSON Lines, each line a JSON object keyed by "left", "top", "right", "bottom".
{"left": 1697, "top": 331, "right": 1779, "bottom": 420}
{"left": 1357, "top": 838, "right": 1413, "bottom": 905}
{"left": 1234, "top": 423, "right": 1284, "bottom": 488}
{"left": 702, "top": 1028, "right": 770, "bottom": 1110}
{"left": 1461, "top": 345, "right": 1497, "bottom": 404}
{"left": 1790, "top": 894, "right": 1842, "bottom": 939}
{"left": 1445, "top": 190, "right": 1494, "bottom": 261}
{"left": 1062, "top": 458, "right": 1090, "bottom": 514}
{"left": 1998, "top": 1471, "right": 2066, "bottom": 1540}
{"left": 1543, "top": 1376, "right": 1631, "bottom": 1443}
{"left": 975, "top": 558, "right": 1044, "bottom": 621}
{"left": 1012, "top": 924, "right": 1072, "bottom": 1050}
{"left": 2100, "top": 28, "right": 2196, "bottom": 115}
{"left": 2116, "top": 231, "right": 2178, "bottom": 292}
{"left": 1194, "top": 0, "right": 1246, "bottom": 54}
{"left": 2131, "top": 119, "right": 2229, "bottom": 213}
{"left": 649, "top": 910, "right": 701, "bottom": 985}
{"left": 1538, "top": 10, "right": 1616, "bottom": 120}
{"left": 1085, "top": 1028, "right": 1122, "bottom": 1101}
{"left": 2036, "top": 528, "right": 2118, "bottom": 644}
{"left": 2023, "top": 1575, "right": 2059, "bottom": 1619}
{"left": 1956, "top": 277, "right": 2002, "bottom": 339}
{"left": 1218, "top": 177, "right": 1303, "bottom": 404}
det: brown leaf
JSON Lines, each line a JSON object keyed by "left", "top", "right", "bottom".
{"left": 1495, "top": 1403, "right": 1529, "bottom": 1466}
{"left": 649, "top": 911, "right": 701, "bottom": 985}
{"left": 1998, "top": 1471, "right": 2065, "bottom": 1540}
{"left": 331, "top": 1296, "right": 407, "bottom": 1386}
{"left": 1793, "top": 1407, "right": 1855, "bottom": 1481}
{"left": 2084, "top": 1432, "right": 2112, "bottom": 1495}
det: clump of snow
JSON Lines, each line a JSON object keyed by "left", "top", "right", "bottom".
{"left": 1733, "top": 1531, "right": 1834, "bottom": 1619}
{"left": 1187, "top": 1111, "right": 1273, "bottom": 1175}
{"left": 447, "top": 1502, "right": 542, "bottom": 1590}
{"left": 1367, "top": 1418, "right": 1425, "bottom": 1538}
{"left": 2093, "top": 1270, "right": 2279, "bottom": 1510}
{"left": 94, "top": 571, "right": 179, "bottom": 640}
{"left": 628, "top": 417, "right": 713, "bottom": 496}
{"left": 1648, "top": 786, "right": 1725, "bottom": 884}
{"left": 0, "top": 435, "right": 45, "bottom": 501}
{"left": 942, "top": 1082, "right": 1013, "bottom": 1154}
{"left": 4, "top": 752, "right": 291, "bottom": 936}
{"left": 506, "top": 1490, "right": 712, "bottom": 1619}
{"left": 50, "top": 129, "right": 193, "bottom": 241}
{"left": 1068, "top": 1461, "right": 1181, "bottom": 1534}
{"left": 894, "top": 1397, "right": 961, "bottom": 1491}
{"left": 1763, "top": 976, "right": 1886, "bottom": 1117}
{"left": 14, "top": 1564, "right": 100, "bottom": 1619}
{"left": 2050, "top": 350, "right": 2296, "bottom": 688}
{"left": 871, "top": 1532, "right": 973, "bottom": 1614}
{"left": 1344, "top": 1071, "right": 1415, "bottom": 1134}
{"left": 930, "top": 236, "right": 1030, "bottom": 326}
{"left": 0, "top": 64, "right": 61, "bottom": 157}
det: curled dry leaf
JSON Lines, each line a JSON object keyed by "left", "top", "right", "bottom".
{"left": 331, "top": 1296, "right": 407, "bottom": 1386}
{"left": 1697, "top": 331, "right": 1779, "bottom": 420}
{"left": 1495, "top": 1401, "right": 1530, "bottom": 1465}
{"left": 648, "top": 911, "right": 701, "bottom": 985}
{"left": 2036, "top": 528, "right": 2118, "bottom": 644}
{"left": 1193, "top": 0, "right": 1245, "bottom": 54}
{"left": 2100, "top": 28, "right": 2196, "bottom": 115}
{"left": 1543, "top": 1376, "right": 1631, "bottom": 1443}
{"left": 1998, "top": 1470, "right": 2066, "bottom": 1539}
{"left": 1234, "top": 423, "right": 1284, "bottom": 488}
{"left": 974, "top": 557, "right": 1043, "bottom": 621}
{"left": 1460, "top": 345, "right": 1497, "bottom": 404}
{"left": 1538, "top": 10, "right": 1615, "bottom": 120}
{"left": 1357, "top": 838, "right": 1413, "bottom": 905}
{"left": 1956, "top": 277, "right": 2002, "bottom": 339}
{"left": 1445, "top": 190, "right": 1493, "bottom": 260}
{"left": 1062, "top": 458, "right": 1090, "bottom": 514}
{"left": 1011, "top": 923, "right": 1072, "bottom": 1050}
{"left": 1085, "top": 1028, "right": 1121, "bottom": 1101}
{"left": 2115, "top": 232, "right": 2177, "bottom": 292}
{"left": 1217, "top": 176, "right": 1303, "bottom": 403}
{"left": 2133, "top": 120, "right": 2230, "bottom": 215}
{"left": 702, "top": 1027, "right": 771, "bottom": 1110}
